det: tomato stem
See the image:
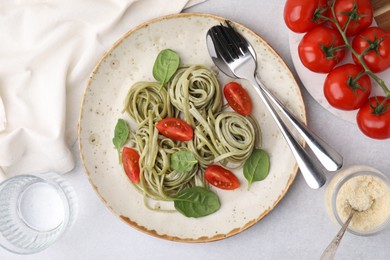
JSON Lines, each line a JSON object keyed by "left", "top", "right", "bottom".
{"left": 320, "top": 42, "right": 345, "bottom": 60}
{"left": 382, "top": 96, "right": 390, "bottom": 106}
{"left": 371, "top": 96, "right": 390, "bottom": 115}
{"left": 351, "top": 71, "right": 367, "bottom": 84}
{"left": 326, "top": 0, "right": 390, "bottom": 97}
{"left": 313, "top": 5, "right": 330, "bottom": 23}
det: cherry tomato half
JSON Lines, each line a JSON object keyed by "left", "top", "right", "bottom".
{"left": 329, "top": 0, "right": 373, "bottom": 37}
{"left": 122, "top": 147, "right": 140, "bottom": 183}
{"left": 156, "top": 118, "right": 193, "bottom": 141}
{"left": 283, "top": 0, "right": 328, "bottom": 33}
{"left": 204, "top": 165, "right": 240, "bottom": 190}
{"left": 352, "top": 27, "right": 390, "bottom": 73}
{"left": 298, "top": 26, "right": 345, "bottom": 73}
{"left": 324, "top": 64, "right": 371, "bottom": 110}
{"left": 224, "top": 82, "right": 252, "bottom": 116}
{"left": 357, "top": 96, "right": 390, "bottom": 139}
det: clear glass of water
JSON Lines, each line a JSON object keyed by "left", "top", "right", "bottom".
{"left": 0, "top": 173, "right": 77, "bottom": 254}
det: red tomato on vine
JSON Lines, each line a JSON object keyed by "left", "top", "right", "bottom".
{"left": 284, "top": 0, "right": 328, "bottom": 33}
{"left": 357, "top": 96, "right": 390, "bottom": 139}
{"left": 324, "top": 64, "right": 371, "bottom": 110}
{"left": 329, "top": 0, "right": 373, "bottom": 36}
{"left": 352, "top": 27, "right": 390, "bottom": 73}
{"left": 298, "top": 26, "right": 345, "bottom": 73}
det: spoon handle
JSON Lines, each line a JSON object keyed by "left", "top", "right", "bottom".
{"left": 254, "top": 76, "right": 343, "bottom": 172}
{"left": 247, "top": 77, "right": 326, "bottom": 189}
{"left": 320, "top": 210, "right": 355, "bottom": 260}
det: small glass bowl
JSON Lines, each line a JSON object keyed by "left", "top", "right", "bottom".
{"left": 325, "top": 165, "right": 390, "bottom": 236}
{"left": 0, "top": 173, "right": 77, "bottom": 254}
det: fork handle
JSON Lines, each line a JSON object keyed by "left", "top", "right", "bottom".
{"left": 254, "top": 76, "right": 343, "bottom": 172}
{"left": 247, "top": 77, "right": 326, "bottom": 189}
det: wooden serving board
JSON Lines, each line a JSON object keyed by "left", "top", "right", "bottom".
{"left": 372, "top": 0, "right": 390, "bottom": 30}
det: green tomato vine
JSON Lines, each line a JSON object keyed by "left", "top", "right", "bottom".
{"left": 320, "top": 0, "right": 390, "bottom": 98}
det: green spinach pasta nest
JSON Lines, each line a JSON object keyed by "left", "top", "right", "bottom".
{"left": 123, "top": 64, "right": 260, "bottom": 206}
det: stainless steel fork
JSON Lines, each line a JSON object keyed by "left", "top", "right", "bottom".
{"left": 206, "top": 22, "right": 343, "bottom": 189}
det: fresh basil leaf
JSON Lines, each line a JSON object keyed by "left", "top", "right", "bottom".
{"left": 170, "top": 151, "right": 198, "bottom": 173}
{"left": 112, "top": 118, "right": 130, "bottom": 163}
{"left": 152, "top": 49, "right": 180, "bottom": 89}
{"left": 174, "top": 187, "right": 220, "bottom": 218}
{"left": 243, "top": 148, "right": 270, "bottom": 190}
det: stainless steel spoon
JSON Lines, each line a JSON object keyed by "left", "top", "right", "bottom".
{"left": 320, "top": 209, "right": 355, "bottom": 260}
{"left": 206, "top": 21, "right": 343, "bottom": 189}
{"left": 321, "top": 198, "right": 373, "bottom": 259}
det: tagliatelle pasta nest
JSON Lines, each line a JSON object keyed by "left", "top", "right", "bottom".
{"left": 122, "top": 65, "right": 260, "bottom": 209}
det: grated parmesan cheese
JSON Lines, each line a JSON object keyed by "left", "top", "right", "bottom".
{"left": 336, "top": 175, "right": 390, "bottom": 232}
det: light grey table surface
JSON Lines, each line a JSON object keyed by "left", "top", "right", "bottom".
{"left": 1, "top": 0, "right": 389, "bottom": 259}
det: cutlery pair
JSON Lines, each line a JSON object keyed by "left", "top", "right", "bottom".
{"left": 206, "top": 21, "right": 343, "bottom": 189}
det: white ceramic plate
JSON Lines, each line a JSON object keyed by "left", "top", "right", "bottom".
{"left": 289, "top": 30, "right": 390, "bottom": 124}
{"left": 79, "top": 13, "right": 306, "bottom": 242}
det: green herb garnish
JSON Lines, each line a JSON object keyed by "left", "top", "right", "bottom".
{"left": 112, "top": 118, "right": 130, "bottom": 163}
{"left": 170, "top": 151, "right": 198, "bottom": 173}
{"left": 243, "top": 148, "right": 270, "bottom": 190}
{"left": 153, "top": 49, "right": 180, "bottom": 90}
{"left": 173, "top": 187, "right": 220, "bottom": 218}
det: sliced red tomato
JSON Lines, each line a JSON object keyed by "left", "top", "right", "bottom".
{"left": 284, "top": 0, "right": 328, "bottom": 33}
{"left": 357, "top": 96, "right": 390, "bottom": 139}
{"left": 352, "top": 27, "right": 390, "bottom": 73}
{"left": 224, "top": 82, "right": 252, "bottom": 116}
{"left": 122, "top": 147, "right": 140, "bottom": 183}
{"left": 156, "top": 118, "right": 193, "bottom": 141}
{"left": 324, "top": 64, "right": 371, "bottom": 110}
{"left": 329, "top": 0, "right": 373, "bottom": 37}
{"left": 298, "top": 26, "right": 345, "bottom": 73}
{"left": 204, "top": 165, "right": 240, "bottom": 190}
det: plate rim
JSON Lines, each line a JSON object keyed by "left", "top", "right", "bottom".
{"left": 78, "top": 12, "right": 304, "bottom": 243}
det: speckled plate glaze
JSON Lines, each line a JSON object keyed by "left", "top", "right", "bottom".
{"left": 289, "top": 30, "right": 389, "bottom": 124}
{"left": 79, "top": 13, "right": 306, "bottom": 242}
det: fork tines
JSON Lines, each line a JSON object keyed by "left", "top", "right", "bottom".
{"left": 209, "top": 26, "right": 237, "bottom": 62}
{"left": 225, "top": 21, "right": 250, "bottom": 54}
{"left": 209, "top": 21, "right": 249, "bottom": 63}
{"left": 210, "top": 21, "right": 249, "bottom": 61}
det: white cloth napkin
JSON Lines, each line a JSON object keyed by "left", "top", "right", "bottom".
{"left": 0, "top": 0, "right": 205, "bottom": 177}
